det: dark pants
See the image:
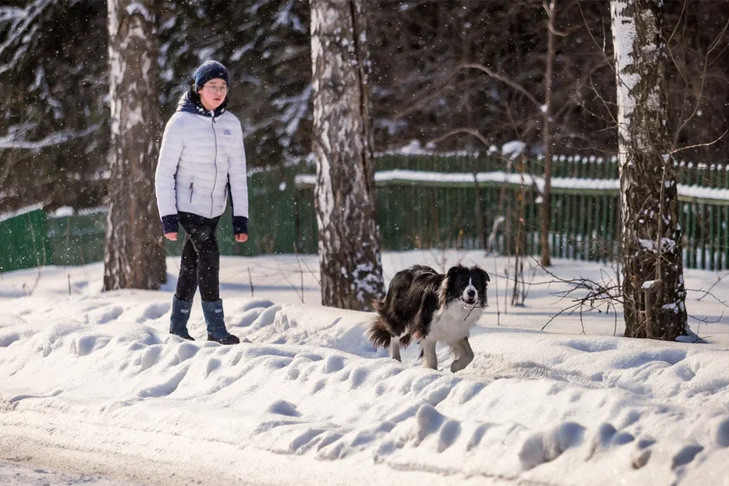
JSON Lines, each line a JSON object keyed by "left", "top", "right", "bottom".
{"left": 176, "top": 212, "right": 221, "bottom": 303}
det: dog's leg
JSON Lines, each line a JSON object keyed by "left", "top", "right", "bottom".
{"left": 449, "top": 339, "right": 465, "bottom": 371}
{"left": 389, "top": 337, "right": 402, "bottom": 362}
{"left": 450, "top": 337, "right": 475, "bottom": 372}
{"left": 421, "top": 340, "right": 438, "bottom": 370}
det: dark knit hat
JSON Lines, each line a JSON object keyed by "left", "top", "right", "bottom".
{"left": 193, "top": 60, "right": 229, "bottom": 91}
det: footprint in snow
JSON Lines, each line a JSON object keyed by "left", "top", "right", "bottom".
{"left": 323, "top": 356, "right": 345, "bottom": 374}
{"left": 137, "top": 367, "right": 188, "bottom": 398}
{"left": 89, "top": 305, "right": 123, "bottom": 325}
{"left": 204, "top": 358, "right": 221, "bottom": 377}
{"left": 71, "top": 335, "right": 111, "bottom": 356}
{"left": 519, "top": 421, "right": 586, "bottom": 470}
{"left": 671, "top": 444, "right": 704, "bottom": 469}
{"left": 136, "top": 303, "right": 170, "bottom": 323}
{"left": 0, "top": 331, "right": 21, "bottom": 348}
{"left": 267, "top": 399, "right": 301, "bottom": 417}
{"left": 412, "top": 404, "right": 445, "bottom": 444}
{"left": 715, "top": 417, "right": 729, "bottom": 447}
{"left": 138, "top": 345, "right": 163, "bottom": 371}
{"left": 437, "top": 420, "right": 461, "bottom": 452}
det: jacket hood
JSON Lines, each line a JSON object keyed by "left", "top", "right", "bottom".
{"left": 176, "top": 85, "right": 228, "bottom": 118}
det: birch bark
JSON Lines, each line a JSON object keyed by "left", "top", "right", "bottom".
{"left": 611, "top": 0, "right": 687, "bottom": 339}
{"left": 104, "top": 0, "right": 165, "bottom": 290}
{"left": 311, "top": 0, "right": 385, "bottom": 310}
{"left": 540, "top": 0, "right": 557, "bottom": 267}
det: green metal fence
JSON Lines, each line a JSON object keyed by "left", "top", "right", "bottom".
{"left": 1, "top": 154, "right": 728, "bottom": 273}
{"left": 296, "top": 153, "right": 729, "bottom": 270}
{"left": 0, "top": 205, "right": 51, "bottom": 272}
{"left": 295, "top": 154, "right": 623, "bottom": 260}
{"left": 163, "top": 164, "right": 319, "bottom": 257}
{"left": 47, "top": 208, "right": 107, "bottom": 266}
{"left": 37, "top": 164, "right": 319, "bottom": 268}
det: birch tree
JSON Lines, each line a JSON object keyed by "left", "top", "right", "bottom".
{"left": 611, "top": 0, "right": 687, "bottom": 340}
{"left": 310, "top": 0, "right": 385, "bottom": 310}
{"left": 539, "top": 0, "right": 557, "bottom": 267}
{"left": 103, "top": 0, "right": 165, "bottom": 291}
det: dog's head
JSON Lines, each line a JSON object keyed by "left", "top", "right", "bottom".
{"left": 444, "top": 265, "right": 490, "bottom": 308}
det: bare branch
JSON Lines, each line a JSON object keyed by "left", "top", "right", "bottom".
{"left": 458, "top": 62, "right": 543, "bottom": 110}
{"left": 691, "top": 285, "right": 729, "bottom": 308}
{"left": 670, "top": 129, "right": 728, "bottom": 156}
{"left": 390, "top": 70, "right": 459, "bottom": 120}
{"left": 576, "top": 0, "right": 616, "bottom": 77}
{"left": 666, "top": 0, "right": 688, "bottom": 46}
{"left": 671, "top": 13, "right": 729, "bottom": 151}
{"left": 698, "top": 272, "right": 729, "bottom": 302}
{"left": 689, "top": 313, "right": 724, "bottom": 325}
{"left": 586, "top": 77, "right": 618, "bottom": 126}
{"left": 428, "top": 128, "right": 491, "bottom": 149}
{"left": 535, "top": 261, "right": 623, "bottom": 331}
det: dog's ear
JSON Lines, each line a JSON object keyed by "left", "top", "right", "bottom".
{"left": 447, "top": 265, "right": 466, "bottom": 278}
{"left": 471, "top": 266, "right": 490, "bottom": 283}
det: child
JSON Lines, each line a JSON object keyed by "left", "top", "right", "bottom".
{"left": 155, "top": 60, "right": 248, "bottom": 345}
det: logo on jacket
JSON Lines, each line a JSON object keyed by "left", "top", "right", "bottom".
{"left": 222, "top": 129, "right": 232, "bottom": 136}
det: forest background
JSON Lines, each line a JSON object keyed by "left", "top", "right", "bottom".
{"left": 2, "top": 0, "right": 728, "bottom": 214}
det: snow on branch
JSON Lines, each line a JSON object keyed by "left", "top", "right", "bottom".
{"left": 274, "top": 85, "right": 312, "bottom": 147}
{"left": 0, "top": 0, "right": 57, "bottom": 76}
{"left": 0, "top": 125, "right": 98, "bottom": 150}
{"left": 273, "top": 0, "right": 306, "bottom": 32}
{"left": 0, "top": 7, "right": 25, "bottom": 22}
{"left": 125, "top": 2, "right": 153, "bottom": 21}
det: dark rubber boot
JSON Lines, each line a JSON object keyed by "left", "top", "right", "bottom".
{"left": 170, "top": 295, "right": 194, "bottom": 340}
{"left": 201, "top": 299, "right": 240, "bottom": 345}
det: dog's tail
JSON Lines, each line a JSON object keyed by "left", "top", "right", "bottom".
{"left": 371, "top": 297, "right": 385, "bottom": 314}
{"left": 399, "top": 332, "right": 412, "bottom": 348}
{"left": 368, "top": 315, "right": 392, "bottom": 349}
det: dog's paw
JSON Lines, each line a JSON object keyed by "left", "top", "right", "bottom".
{"left": 450, "top": 355, "right": 474, "bottom": 373}
{"left": 450, "top": 360, "right": 466, "bottom": 373}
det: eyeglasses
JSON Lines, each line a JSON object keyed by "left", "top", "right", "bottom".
{"left": 204, "top": 84, "right": 228, "bottom": 94}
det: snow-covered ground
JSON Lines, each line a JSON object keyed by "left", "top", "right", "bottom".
{"left": 1, "top": 250, "right": 729, "bottom": 485}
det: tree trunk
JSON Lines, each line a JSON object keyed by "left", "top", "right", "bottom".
{"left": 540, "top": 0, "right": 556, "bottom": 267}
{"left": 611, "top": 0, "right": 687, "bottom": 340}
{"left": 310, "top": 0, "right": 385, "bottom": 310}
{"left": 103, "top": 0, "right": 165, "bottom": 291}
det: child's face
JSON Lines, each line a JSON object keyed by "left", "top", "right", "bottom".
{"left": 198, "top": 79, "right": 228, "bottom": 111}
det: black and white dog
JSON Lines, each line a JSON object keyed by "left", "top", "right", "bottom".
{"left": 369, "top": 264, "right": 489, "bottom": 372}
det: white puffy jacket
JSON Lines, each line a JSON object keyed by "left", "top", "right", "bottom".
{"left": 155, "top": 110, "right": 248, "bottom": 221}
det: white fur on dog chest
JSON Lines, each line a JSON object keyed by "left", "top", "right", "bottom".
{"left": 425, "top": 302, "right": 480, "bottom": 344}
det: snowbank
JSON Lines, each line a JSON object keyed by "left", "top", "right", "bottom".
{"left": 1, "top": 252, "right": 728, "bottom": 484}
